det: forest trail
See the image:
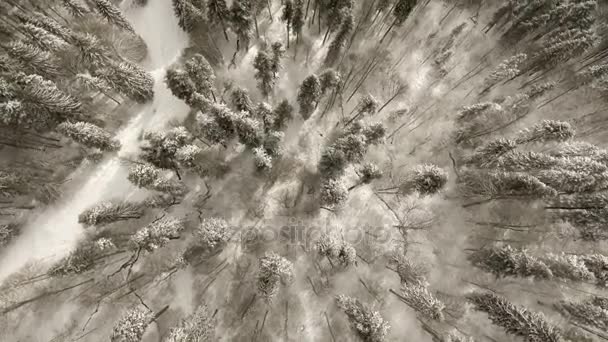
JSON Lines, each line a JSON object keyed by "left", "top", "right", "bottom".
{"left": 0, "top": 0, "right": 190, "bottom": 282}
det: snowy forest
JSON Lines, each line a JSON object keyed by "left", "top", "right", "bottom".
{"left": 1, "top": 0, "right": 608, "bottom": 341}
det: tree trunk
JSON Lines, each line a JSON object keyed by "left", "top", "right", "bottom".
{"left": 305, "top": 0, "right": 311, "bottom": 19}
{"left": 254, "top": 14, "right": 260, "bottom": 38}
{"left": 379, "top": 20, "right": 396, "bottom": 44}
{"left": 286, "top": 24, "right": 290, "bottom": 48}
{"left": 310, "top": 0, "right": 318, "bottom": 27}
{"left": 322, "top": 25, "right": 331, "bottom": 45}
{"left": 267, "top": 0, "right": 273, "bottom": 21}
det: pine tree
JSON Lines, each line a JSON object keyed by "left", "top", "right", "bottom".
{"left": 253, "top": 146, "right": 273, "bottom": 170}
{"left": 230, "top": 0, "right": 253, "bottom": 51}
{"left": 399, "top": 284, "right": 445, "bottom": 321}
{"left": 57, "top": 121, "right": 121, "bottom": 151}
{"left": 324, "top": 12, "right": 354, "bottom": 67}
{"left": 318, "top": 146, "right": 348, "bottom": 178}
{"left": 253, "top": 49, "right": 275, "bottom": 98}
{"left": 267, "top": 100, "right": 293, "bottom": 131}
{"left": 270, "top": 42, "right": 285, "bottom": 77}
{"left": 333, "top": 133, "right": 367, "bottom": 163}
{"left": 555, "top": 297, "right": 608, "bottom": 331}
{"left": 70, "top": 32, "right": 109, "bottom": 67}
{"left": 175, "top": 144, "right": 202, "bottom": 168}
{"left": 467, "top": 292, "right": 562, "bottom": 342}
{"left": 469, "top": 245, "right": 553, "bottom": 279}
{"left": 185, "top": 54, "right": 216, "bottom": 100}
{"left": 344, "top": 94, "right": 378, "bottom": 126}
{"left": 315, "top": 232, "right": 356, "bottom": 266}
{"left": 5, "top": 41, "right": 58, "bottom": 78}
{"left": 321, "top": 0, "right": 354, "bottom": 45}
{"left": 48, "top": 239, "right": 113, "bottom": 276}
{"left": 13, "top": 72, "right": 82, "bottom": 119}
{"left": 141, "top": 127, "right": 193, "bottom": 171}
{"left": 0, "top": 223, "right": 20, "bottom": 248}
{"left": 128, "top": 163, "right": 162, "bottom": 188}
{"left": 130, "top": 216, "right": 184, "bottom": 252}
{"left": 530, "top": 28, "right": 596, "bottom": 70}
{"left": 92, "top": 0, "right": 136, "bottom": 34}
{"left": 483, "top": 53, "right": 527, "bottom": 88}
{"left": 110, "top": 307, "right": 154, "bottom": 342}
{"left": 399, "top": 164, "right": 448, "bottom": 196}
{"left": 389, "top": 249, "right": 427, "bottom": 286}
{"left": 75, "top": 73, "right": 120, "bottom": 105}
{"left": 282, "top": 0, "right": 294, "bottom": 47}
{"left": 230, "top": 87, "right": 254, "bottom": 113}
{"left": 335, "top": 294, "right": 390, "bottom": 342}
{"left": 16, "top": 12, "right": 73, "bottom": 42}
{"left": 380, "top": 0, "right": 417, "bottom": 43}
{"left": 166, "top": 67, "right": 198, "bottom": 104}
{"left": 257, "top": 251, "right": 294, "bottom": 302}
{"left": 207, "top": 0, "right": 230, "bottom": 41}
{"left": 62, "top": 0, "right": 90, "bottom": 17}
{"left": 165, "top": 304, "right": 216, "bottom": 341}
{"left": 320, "top": 177, "right": 349, "bottom": 208}
{"left": 99, "top": 61, "right": 154, "bottom": 103}
{"left": 292, "top": 0, "right": 305, "bottom": 46}
{"left": 358, "top": 163, "right": 383, "bottom": 184}
{"left": 172, "top": 0, "right": 205, "bottom": 32}
{"left": 194, "top": 217, "right": 231, "bottom": 249}
{"left": 78, "top": 200, "right": 144, "bottom": 227}
{"left": 319, "top": 69, "right": 341, "bottom": 95}
{"left": 21, "top": 23, "right": 68, "bottom": 52}
{"left": 297, "top": 74, "right": 321, "bottom": 119}
{"left": 515, "top": 120, "right": 575, "bottom": 145}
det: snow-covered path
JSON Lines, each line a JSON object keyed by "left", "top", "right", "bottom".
{"left": 0, "top": 0, "right": 190, "bottom": 282}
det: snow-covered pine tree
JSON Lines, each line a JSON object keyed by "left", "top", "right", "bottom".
{"left": 555, "top": 297, "right": 608, "bottom": 331}
{"left": 230, "top": 0, "right": 253, "bottom": 51}
{"left": 467, "top": 292, "right": 562, "bottom": 342}
{"left": 318, "top": 146, "right": 348, "bottom": 178}
{"left": 292, "top": 0, "right": 304, "bottom": 46}
{"left": 48, "top": 239, "right": 114, "bottom": 276}
{"left": 297, "top": 74, "right": 321, "bottom": 119}
{"left": 335, "top": 294, "right": 390, "bottom": 342}
{"left": 128, "top": 163, "right": 162, "bottom": 188}
{"left": 230, "top": 87, "right": 254, "bottom": 113}
{"left": 62, "top": 0, "right": 90, "bottom": 17}
{"left": 130, "top": 216, "right": 184, "bottom": 252}
{"left": 5, "top": 41, "right": 58, "bottom": 78}
{"left": 92, "top": 0, "right": 136, "bottom": 34}
{"left": 399, "top": 283, "right": 445, "bottom": 321}
{"left": 253, "top": 49, "right": 275, "bottom": 98}
{"left": 21, "top": 23, "right": 68, "bottom": 52}
{"left": 100, "top": 61, "right": 154, "bottom": 103}
{"left": 78, "top": 200, "right": 144, "bottom": 227}
{"left": 172, "top": 0, "right": 205, "bottom": 32}
{"left": 13, "top": 72, "right": 82, "bottom": 119}
{"left": 185, "top": 54, "right": 216, "bottom": 100}
{"left": 207, "top": 0, "right": 230, "bottom": 41}
{"left": 165, "top": 67, "right": 198, "bottom": 104}
{"left": 140, "top": 126, "right": 193, "bottom": 171}
{"left": 380, "top": 0, "right": 417, "bottom": 43}
{"left": 325, "top": 11, "right": 354, "bottom": 67}
{"left": 257, "top": 251, "right": 294, "bottom": 302}
{"left": 469, "top": 245, "right": 553, "bottom": 279}
{"left": 399, "top": 164, "right": 448, "bottom": 196}
{"left": 483, "top": 53, "right": 527, "bottom": 89}
{"left": 281, "top": 0, "right": 294, "bottom": 47}
{"left": 57, "top": 121, "right": 121, "bottom": 151}
{"left": 110, "top": 307, "right": 154, "bottom": 342}
{"left": 320, "top": 177, "right": 349, "bottom": 208}
{"left": 165, "top": 304, "right": 216, "bottom": 341}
